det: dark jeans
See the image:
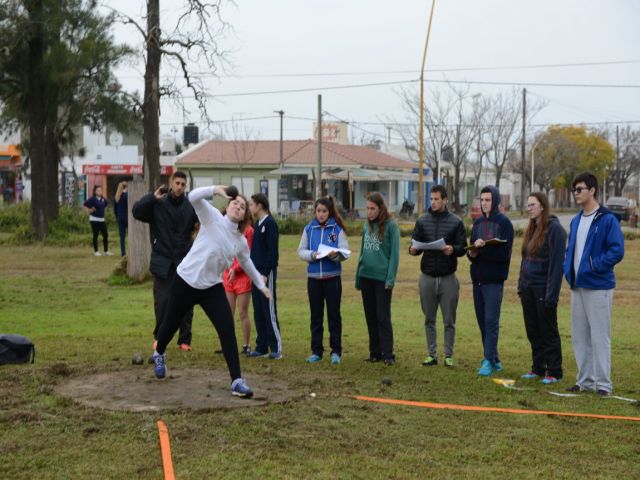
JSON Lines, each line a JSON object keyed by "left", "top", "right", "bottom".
{"left": 520, "top": 286, "right": 563, "bottom": 378}
{"left": 251, "top": 268, "right": 281, "bottom": 354}
{"left": 90, "top": 221, "right": 108, "bottom": 252}
{"left": 153, "top": 266, "right": 193, "bottom": 346}
{"left": 360, "top": 277, "right": 394, "bottom": 360}
{"left": 117, "top": 221, "right": 127, "bottom": 256}
{"left": 156, "top": 276, "right": 241, "bottom": 381}
{"left": 472, "top": 282, "right": 504, "bottom": 365}
{"left": 308, "top": 276, "right": 342, "bottom": 356}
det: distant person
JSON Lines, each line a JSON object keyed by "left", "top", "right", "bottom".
{"left": 563, "top": 172, "right": 624, "bottom": 396}
{"left": 152, "top": 186, "right": 270, "bottom": 398}
{"left": 298, "top": 197, "right": 350, "bottom": 365}
{"left": 467, "top": 185, "right": 514, "bottom": 376}
{"left": 409, "top": 185, "right": 466, "bottom": 367}
{"left": 247, "top": 192, "right": 282, "bottom": 359}
{"left": 222, "top": 222, "right": 255, "bottom": 356}
{"left": 83, "top": 185, "right": 112, "bottom": 256}
{"left": 518, "top": 192, "right": 567, "bottom": 385}
{"left": 114, "top": 181, "right": 128, "bottom": 257}
{"left": 132, "top": 171, "right": 198, "bottom": 352}
{"left": 355, "top": 192, "right": 400, "bottom": 365}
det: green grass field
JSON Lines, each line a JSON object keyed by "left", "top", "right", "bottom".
{"left": 1, "top": 235, "right": 639, "bottom": 479}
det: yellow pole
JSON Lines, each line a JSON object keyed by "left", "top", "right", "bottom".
{"left": 418, "top": 0, "right": 436, "bottom": 216}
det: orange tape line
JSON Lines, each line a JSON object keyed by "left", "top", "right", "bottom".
{"left": 354, "top": 395, "right": 640, "bottom": 422}
{"left": 157, "top": 420, "right": 176, "bottom": 480}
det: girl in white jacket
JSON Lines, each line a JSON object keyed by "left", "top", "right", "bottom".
{"left": 152, "top": 185, "right": 270, "bottom": 398}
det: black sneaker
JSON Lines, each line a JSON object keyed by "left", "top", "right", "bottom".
{"left": 597, "top": 389, "right": 611, "bottom": 397}
{"left": 242, "top": 345, "right": 251, "bottom": 355}
{"left": 566, "top": 384, "right": 585, "bottom": 393}
{"left": 365, "top": 354, "right": 382, "bottom": 363}
{"left": 383, "top": 358, "right": 395, "bottom": 366}
{"left": 422, "top": 355, "right": 438, "bottom": 366}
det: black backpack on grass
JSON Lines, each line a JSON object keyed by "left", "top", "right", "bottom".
{"left": 0, "top": 334, "right": 35, "bottom": 365}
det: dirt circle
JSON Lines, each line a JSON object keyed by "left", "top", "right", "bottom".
{"left": 55, "top": 368, "right": 296, "bottom": 412}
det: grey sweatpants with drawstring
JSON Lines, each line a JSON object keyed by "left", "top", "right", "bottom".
{"left": 419, "top": 272, "right": 460, "bottom": 358}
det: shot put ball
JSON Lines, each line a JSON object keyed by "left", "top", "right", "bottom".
{"left": 132, "top": 353, "right": 144, "bottom": 365}
{"left": 225, "top": 185, "right": 239, "bottom": 199}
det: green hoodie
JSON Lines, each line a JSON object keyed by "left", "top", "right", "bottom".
{"left": 355, "top": 219, "right": 400, "bottom": 289}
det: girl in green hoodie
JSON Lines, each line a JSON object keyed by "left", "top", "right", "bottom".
{"left": 355, "top": 192, "right": 400, "bottom": 365}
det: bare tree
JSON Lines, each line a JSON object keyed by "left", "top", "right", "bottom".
{"left": 227, "top": 120, "right": 259, "bottom": 194}
{"left": 605, "top": 125, "right": 640, "bottom": 196}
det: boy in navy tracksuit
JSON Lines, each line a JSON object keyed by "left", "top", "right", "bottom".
{"left": 467, "top": 185, "right": 514, "bottom": 376}
{"left": 297, "top": 197, "right": 350, "bottom": 364}
{"left": 248, "top": 193, "right": 282, "bottom": 359}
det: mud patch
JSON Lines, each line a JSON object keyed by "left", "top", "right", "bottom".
{"left": 55, "top": 368, "right": 296, "bottom": 412}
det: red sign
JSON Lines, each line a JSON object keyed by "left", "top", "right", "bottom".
{"left": 82, "top": 164, "right": 173, "bottom": 175}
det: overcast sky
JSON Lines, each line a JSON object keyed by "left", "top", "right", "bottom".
{"left": 107, "top": 0, "right": 640, "bottom": 144}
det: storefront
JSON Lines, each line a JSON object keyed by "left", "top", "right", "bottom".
{"left": 0, "top": 144, "right": 22, "bottom": 204}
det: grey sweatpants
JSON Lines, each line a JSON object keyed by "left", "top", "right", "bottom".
{"left": 571, "top": 288, "right": 613, "bottom": 393}
{"left": 419, "top": 272, "right": 459, "bottom": 357}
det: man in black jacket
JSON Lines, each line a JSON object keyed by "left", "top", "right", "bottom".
{"left": 409, "top": 185, "right": 467, "bottom": 367}
{"left": 132, "top": 171, "right": 199, "bottom": 351}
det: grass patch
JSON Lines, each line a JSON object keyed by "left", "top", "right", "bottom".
{"left": 1, "top": 236, "right": 639, "bottom": 478}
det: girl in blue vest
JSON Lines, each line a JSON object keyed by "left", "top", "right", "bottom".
{"left": 298, "top": 197, "right": 350, "bottom": 364}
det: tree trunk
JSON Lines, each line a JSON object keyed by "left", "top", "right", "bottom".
{"left": 143, "top": 0, "right": 161, "bottom": 191}
{"left": 126, "top": 177, "right": 151, "bottom": 281}
{"left": 44, "top": 124, "right": 60, "bottom": 221}
{"left": 27, "top": 0, "right": 48, "bottom": 239}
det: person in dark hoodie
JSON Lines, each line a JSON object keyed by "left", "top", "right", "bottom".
{"left": 467, "top": 185, "right": 514, "bottom": 376}
{"left": 563, "top": 172, "right": 624, "bottom": 396}
{"left": 518, "top": 192, "right": 567, "bottom": 385}
{"left": 409, "top": 185, "right": 467, "bottom": 367}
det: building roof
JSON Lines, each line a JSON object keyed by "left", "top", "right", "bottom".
{"left": 175, "top": 139, "right": 415, "bottom": 171}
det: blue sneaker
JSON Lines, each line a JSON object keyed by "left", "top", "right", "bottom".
{"left": 231, "top": 378, "right": 253, "bottom": 398}
{"left": 541, "top": 375, "right": 561, "bottom": 385}
{"left": 248, "top": 350, "right": 268, "bottom": 358}
{"left": 269, "top": 352, "right": 283, "bottom": 360}
{"left": 306, "top": 354, "right": 322, "bottom": 363}
{"left": 493, "top": 361, "right": 503, "bottom": 372}
{"left": 521, "top": 371, "right": 540, "bottom": 380}
{"left": 478, "top": 359, "right": 493, "bottom": 376}
{"left": 330, "top": 353, "right": 341, "bottom": 365}
{"left": 152, "top": 352, "right": 166, "bottom": 379}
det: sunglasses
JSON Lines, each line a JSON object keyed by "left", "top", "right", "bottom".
{"left": 572, "top": 186, "right": 590, "bottom": 194}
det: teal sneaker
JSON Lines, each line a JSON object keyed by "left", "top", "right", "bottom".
{"left": 478, "top": 359, "right": 493, "bottom": 376}
{"left": 521, "top": 371, "right": 540, "bottom": 380}
{"left": 541, "top": 375, "right": 560, "bottom": 385}
{"left": 493, "top": 361, "right": 503, "bottom": 372}
{"left": 330, "top": 353, "right": 341, "bottom": 365}
{"left": 306, "top": 354, "right": 322, "bottom": 363}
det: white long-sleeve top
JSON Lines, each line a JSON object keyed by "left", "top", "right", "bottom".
{"left": 177, "top": 186, "right": 266, "bottom": 291}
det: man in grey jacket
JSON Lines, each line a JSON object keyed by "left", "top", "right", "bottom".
{"left": 409, "top": 185, "right": 467, "bottom": 367}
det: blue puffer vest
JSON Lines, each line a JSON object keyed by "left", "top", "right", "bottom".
{"left": 305, "top": 217, "right": 343, "bottom": 278}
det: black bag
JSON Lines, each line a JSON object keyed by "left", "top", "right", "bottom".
{"left": 0, "top": 334, "right": 36, "bottom": 365}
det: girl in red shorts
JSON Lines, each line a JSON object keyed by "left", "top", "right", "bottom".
{"left": 223, "top": 225, "right": 255, "bottom": 355}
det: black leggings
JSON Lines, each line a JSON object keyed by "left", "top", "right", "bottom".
{"left": 90, "top": 221, "right": 108, "bottom": 252}
{"left": 156, "top": 276, "right": 241, "bottom": 381}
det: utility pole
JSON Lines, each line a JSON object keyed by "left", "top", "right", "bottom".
{"left": 274, "top": 110, "right": 284, "bottom": 168}
{"left": 316, "top": 94, "right": 322, "bottom": 200}
{"left": 520, "top": 87, "right": 527, "bottom": 214}
{"left": 615, "top": 124, "right": 620, "bottom": 197}
{"left": 386, "top": 126, "right": 392, "bottom": 144}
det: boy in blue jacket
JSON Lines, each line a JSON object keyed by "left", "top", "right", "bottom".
{"left": 467, "top": 186, "right": 514, "bottom": 376}
{"left": 563, "top": 172, "right": 624, "bottom": 396}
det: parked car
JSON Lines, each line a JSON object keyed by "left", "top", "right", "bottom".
{"left": 605, "top": 196, "right": 635, "bottom": 222}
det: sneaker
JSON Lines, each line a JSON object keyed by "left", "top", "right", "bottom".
{"left": 231, "top": 378, "right": 253, "bottom": 398}
{"left": 521, "top": 371, "right": 540, "bottom": 380}
{"left": 383, "top": 358, "right": 395, "bottom": 366}
{"left": 596, "top": 389, "right": 611, "bottom": 397}
{"left": 330, "top": 353, "right": 341, "bottom": 365}
{"left": 478, "top": 359, "right": 493, "bottom": 376}
{"left": 493, "top": 361, "right": 504, "bottom": 372}
{"left": 248, "top": 350, "right": 269, "bottom": 358}
{"left": 566, "top": 384, "right": 585, "bottom": 393}
{"left": 94, "top": 251, "right": 102, "bottom": 257}
{"left": 152, "top": 352, "right": 166, "bottom": 379}
{"left": 541, "top": 375, "right": 560, "bottom": 385}
{"left": 269, "top": 352, "right": 283, "bottom": 360}
{"left": 148, "top": 341, "right": 159, "bottom": 364}
{"left": 422, "top": 355, "right": 438, "bottom": 366}
{"left": 444, "top": 356, "right": 454, "bottom": 367}
{"left": 365, "top": 354, "right": 382, "bottom": 363}
{"left": 178, "top": 344, "right": 192, "bottom": 352}
{"left": 306, "top": 354, "right": 322, "bottom": 363}
{"left": 104, "top": 251, "right": 113, "bottom": 256}
{"left": 242, "top": 345, "right": 251, "bottom": 355}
